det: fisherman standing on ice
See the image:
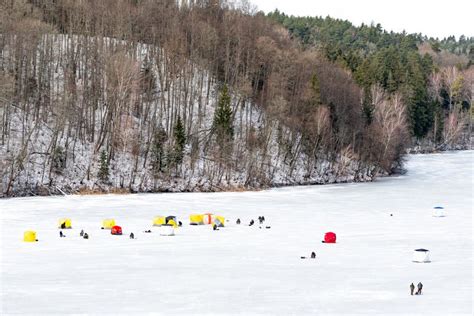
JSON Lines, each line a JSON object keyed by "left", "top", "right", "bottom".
{"left": 410, "top": 283, "right": 415, "bottom": 295}
{"left": 416, "top": 282, "right": 423, "bottom": 295}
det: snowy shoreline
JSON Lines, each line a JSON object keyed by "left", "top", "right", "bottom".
{"left": 3, "top": 148, "right": 472, "bottom": 199}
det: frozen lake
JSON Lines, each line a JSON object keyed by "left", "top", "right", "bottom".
{"left": 1, "top": 151, "right": 472, "bottom": 315}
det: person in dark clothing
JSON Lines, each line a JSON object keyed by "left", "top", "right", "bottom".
{"left": 130, "top": 232, "right": 135, "bottom": 239}
{"left": 262, "top": 216, "right": 265, "bottom": 222}
{"left": 311, "top": 252, "right": 316, "bottom": 259}
{"left": 178, "top": 221, "right": 183, "bottom": 227}
{"left": 59, "top": 231, "right": 65, "bottom": 238}
{"left": 83, "top": 233, "right": 89, "bottom": 239}
{"left": 61, "top": 222, "right": 66, "bottom": 229}
{"left": 410, "top": 283, "right": 415, "bottom": 295}
{"left": 416, "top": 282, "right": 423, "bottom": 295}
{"left": 249, "top": 220, "right": 254, "bottom": 226}
{"left": 236, "top": 218, "right": 241, "bottom": 225}
{"left": 80, "top": 229, "right": 84, "bottom": 237}
{"left": 258, "top": 216, "right": 263, "bottom": 224}
{"left": 213, "top": 224, "right": 218, "bottom": 231}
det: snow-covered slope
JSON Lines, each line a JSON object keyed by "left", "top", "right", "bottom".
{"left": 0, "top": 34, "right": 376, "bottom": 198}
{"left": 0, "top": 151, "right": 472, "bottom": 315}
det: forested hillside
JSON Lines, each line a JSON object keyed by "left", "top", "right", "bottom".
{"left": 268, "top": 10, "right": 473, "bottom": 148}
{"left": 0, "top": 1, "right": 470, "bottom": 197}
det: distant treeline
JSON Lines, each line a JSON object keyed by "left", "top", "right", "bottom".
{"left": 268, "top": 10, "right": 472, "bottom": 141}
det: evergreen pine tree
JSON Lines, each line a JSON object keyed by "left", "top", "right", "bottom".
{"left": 362, "top": 87, "right": 374, "bottom": 125}
{"left": 98, "top": 150, "right": 109, "bottom": 182}
{"left": 151, "top": 126, "right": 168, "bottom": 175}
{"left": 213, "top": 85, "right": 234, "bottom": 152}
{"left": 173, "top": 115, "right": 186, "bottom": 165}
{"left": 52, "top": 146, "right": 66, "bottom": 174}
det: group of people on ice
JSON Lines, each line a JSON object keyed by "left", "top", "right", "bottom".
{"left": 410, "top": 282, "right": 423, "bottom": 295}
{"left": 58, "top": 229, "right": 88, "bottom": 239}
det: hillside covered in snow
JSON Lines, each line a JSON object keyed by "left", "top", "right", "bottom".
{"left": 2, "top": 1, "right": 468, "bottom": 197}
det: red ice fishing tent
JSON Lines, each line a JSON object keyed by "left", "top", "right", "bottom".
{"left": 111, "top": 226, "right": 123, "bottom": 235}
{"left": 323, "top": 232, "right": 336, "bottom": 243}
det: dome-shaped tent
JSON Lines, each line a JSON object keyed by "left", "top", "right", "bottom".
{"left": 189, "top": 214, "right": 204, "bottom": 225}
{"left": 322, "top": 232, "right": 336, "bottom": 243}
{"left": 159, "top": 225, "right": 175, "bottom": 236}
{"left": 203, "top": 213, "right": 214, "bottom": 225}
{"left": 58, "top": 218, "right": 72, "bottom": 229}
{"left": 111, "top": 226, "right": 122, "bottom": 235}
{"left": 432, "top": 206, "right": 446, "bottom": 217}
{"left": 214, "top": 215, "right": 225, "bottom": 227}
{"left": 413, "top": 249, "right": 430, "bottom": 263}
{"left": 102, "top": 219, "right": 116, "bottom": 229}
{"left": 23, "top": 231, "right": 37, "bottom": 242}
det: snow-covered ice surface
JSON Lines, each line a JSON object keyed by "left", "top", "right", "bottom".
{"left": 1, "top": 151, "right": 472, "bottom": 315}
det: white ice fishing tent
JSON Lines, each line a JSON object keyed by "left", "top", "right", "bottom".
{"left": 159, "top": 225, "right": 175, "bottom": 236}
{"left": 413, "top": 249, "right": 431, "bottom": 263}
{"left": 432, "top": 206, "right": 446, "bottom": 217}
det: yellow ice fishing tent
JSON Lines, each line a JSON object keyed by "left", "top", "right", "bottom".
{"left": 58, "top": 218, "right": 72, "bottom": 229}
{"left": 153, "top": 216, "right": 166, "bottom": 226}
{"left": 189, "top": 214, "right": 204, "bottom": 225}
{"left": 165, "top": 216, "right": 178, "bottom": 228}
{"left": 154, "top": 216, "right": 178, "bottom": 227}
{"left": 23, "top": 231, "right": 37, "bottom": 242}
{"left": 214, "top": 216, "right": 225, "bottom": 227}
{"left": 102, "top": 219, "right": 116, "bottom": 229}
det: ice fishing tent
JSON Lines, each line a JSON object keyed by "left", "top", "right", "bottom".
{"left": 203, "top": 213, "right": 214, "bottom": 225}
{"left": 166, "top": 216, "right": 178, "bottom": 227}
{"left": 214, "top": 215, "right": 225, "bottom": 227}
{"left": 102, "top": 219, "right": 116, "bottom": 229}
{"left": 432, "top": 206, "right": 446, "bottom": 217}
{"left": 159, "top": 224, "right": 175, "bottom": 236}
{"left": 323, "top": 232, "right": 337, "bottom": 243}
{"left": 189, "top": 214, "right": 204, "bottom": 225}
{"left": 153, "top": 216, "right": 177, "bottom": 227}
{"left": 58, "top": 218, "right": 72, "bottom": 229}
{"left": 153, "top": 216, "right": 166, "bottom": 226}
{"left": 413, "top": 249, "right": 430, "bottom": 263}
{"left": 111, "top": 226, "right": 122, "bottom": 235}
{"left": 23, "top": 231, "right": 37, "bottom": 242}
{"left": 413, "top": 249, "right": 431, "bottom": 262}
